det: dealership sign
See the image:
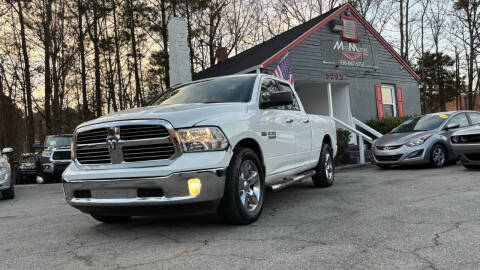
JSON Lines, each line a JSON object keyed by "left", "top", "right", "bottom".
{"left": 329, "top": 41, "right": 371, "bottom": 67}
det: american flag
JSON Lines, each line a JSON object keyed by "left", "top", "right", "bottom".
{"left": 273, "top": 53, "right": 294, "bottom": 85}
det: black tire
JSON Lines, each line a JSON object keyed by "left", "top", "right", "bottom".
{"left": 312, "top": 143, "right": 335, "bottom": 188}
{"left": 463, "top": 164, "right": 480, "bottom": 170}
{"left": 219, "top": 147, "right": 265, "bottom": 225}
{"left": 2, "top": 185, "right": 15, "bottom": 200}
{"left": 91, "top": 214, "right": 131, "bottom": 223}
{"left": 376, "top": 164, "right": 391, "bottom": 169}
{"left": 430, "top": 144, "right": 447, "bottom": 168}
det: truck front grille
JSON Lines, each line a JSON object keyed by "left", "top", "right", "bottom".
{"left": 76, "top": 146, "right": 111, "bottom": 164}
{"left": 75, "top": 123, "right": 177, "bottom": 165}
{"left": 123, "top": 143, "right": 176, "bottom": 162}
{"left": 120, "top": 125, "right": 169, "bottom": 140}
{"left": 76, "top": 128, "right": 108, "bottom": 144}
{"left": 52, "top": 151, "right": 71, "bottom": 160}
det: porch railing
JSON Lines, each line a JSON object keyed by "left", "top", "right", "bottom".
{"left": 353, "top": 117, "right": 383, "bottom": 139}
{"left": 333, "top": 117, "right": 373, "bottom": 164}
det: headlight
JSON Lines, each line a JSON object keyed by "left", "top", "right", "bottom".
{"left": 0, "top": 159, "right": 7, "bottom": 170}
{"left": 42, "top": 151, "right": 52, "bottom": 158}
{"left": 406, "top": 135, "right": 432, "bottom": 147}
{"left": 176, "top": 127, "right": 229, "bottom": 152}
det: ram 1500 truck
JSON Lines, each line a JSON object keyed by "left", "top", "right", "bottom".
{"left": 63, "top": 74, "right": 337, "bottom": 224}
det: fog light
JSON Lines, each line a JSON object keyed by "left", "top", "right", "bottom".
{"left": 188, "top": 178, "right": 201, "bottom": 196}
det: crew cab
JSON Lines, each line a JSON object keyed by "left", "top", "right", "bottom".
{"left": 63, "top": 74, "right": 337, "bottom": 224}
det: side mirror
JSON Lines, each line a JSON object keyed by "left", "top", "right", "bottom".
{"left": 445, "top": 123, "right": 460, "bottom": 130}
{"left": 1, "top": 147, "right": 13, "bottom": 154}
{"left": 260, "top": 92, "right": 293, "bottom": 109}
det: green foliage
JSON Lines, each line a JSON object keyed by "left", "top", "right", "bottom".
{"left": 335, "top": 128, "right": 351, "bottom": 164}
{"left": 366, "top": 116, "right": 413, "bottom": 135}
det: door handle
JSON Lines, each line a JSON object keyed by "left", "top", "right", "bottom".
{"left": 303, "top": 118, "right": 310, "bottom": 123}
{"left": 285, "top": 118, "right": 293, "bottom": 123}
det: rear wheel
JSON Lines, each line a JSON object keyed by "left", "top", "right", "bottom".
{"left": 2, "top": 185, "right": 15, "bottom": 200}
{"left": 430, "top": 145, "right": 447, "bottom": 168}
{"left": 91, "top": 215, "right": 131, "bottom": 223}
{"left": 312, "top": 143, "right": 335, "bottom": 187}
{"left": 219, "top": 147, "right": 265, "bottom": 225}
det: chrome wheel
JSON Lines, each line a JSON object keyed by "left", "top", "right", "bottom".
{"left": 432, "top": 147, "right": 446, "bottom": 167}
{"left": 325, "top": 152, "right": 334, "bottom": 181}
{"left": 238, "top": 160, "right": 261, "bottom": 212}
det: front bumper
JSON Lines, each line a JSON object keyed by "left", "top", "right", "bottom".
{"left": 371, "top": 144, "right": 429, "bottom": 165}
{"left": 452, "top": 143, "right": 480, "bottom": 165}
{"left": 43, "top": 161, "right": 71, "bottom": 175}
{"left": 62, "top": 150, "right": 232, "bottom": 215}
{"left": 0, "top": 170, "right": 11, "bottom": 191}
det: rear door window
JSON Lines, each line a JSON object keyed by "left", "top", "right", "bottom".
{"left": 468, "top": 113, "right": 480, "bottom": 125}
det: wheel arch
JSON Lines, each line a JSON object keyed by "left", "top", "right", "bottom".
{"left": 233, "top": 138, "right": 265, "bottom": 170}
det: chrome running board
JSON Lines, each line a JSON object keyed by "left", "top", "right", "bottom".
{"left": 267, "top": 169, "right": 316, "bottom": 191}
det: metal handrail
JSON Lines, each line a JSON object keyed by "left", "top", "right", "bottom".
{"left": 353, "top": 117, "right": 383, "bottom": 138}
{"left": 333, "top": 117, "right": 372, "bottom": 164}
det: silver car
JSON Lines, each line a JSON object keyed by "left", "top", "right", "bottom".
{"left": 372, "top": 111, "right": 478, "bottom": 168}
{"left": 0, "top": 147, "right": 14, "bottom": 200}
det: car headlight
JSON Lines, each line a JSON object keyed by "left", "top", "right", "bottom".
{"left": 42, "top": 151, "right": 52, "bottom": 158}
{"left": 406, "top": 135, "right": 432, "bottom": 147}
{"left": 176, "top": 127, "right": 229, "bottom": 152}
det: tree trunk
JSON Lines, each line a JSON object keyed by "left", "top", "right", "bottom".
{"left": 160, "top": 0, "right": 170, "bottom": 88}
{"left": 44, "top": 0, "right": 53, "bottom": 136}
{"left": 129, "top": 0, "right": 142, "bottom": 107}
{"left": 113, "top": 0, "right": 124, "bottom": 110}
{"left": 399, "top": 0, "right": 404, "bottom": 59}
{"left": 77, "top": 0, "right": 89, "bottom": 120}
{"left": 18, "top": 0, "right": 35, "bottom": 152}
{"left": 93, "top": 8, "right": 102, "bottom": 117}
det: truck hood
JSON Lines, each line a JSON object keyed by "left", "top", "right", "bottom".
{"left": 376, "top": 131, "right": 435, "bottom": 146}
{"left": 78, "top": 103, "right": 248, "bottom": 129}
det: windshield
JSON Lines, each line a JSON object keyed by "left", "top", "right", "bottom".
{"left": 44, "top": 136, "right": 72, "bottom": 147}
{"left": 391, "top": 115, "right": 447, "bottom": 133}
{"left": 152, "top": 76, "right": 256, "bottom": 105}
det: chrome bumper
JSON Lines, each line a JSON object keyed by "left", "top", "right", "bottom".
{"left": 63, "top": 168, "right": 226, "bottom": 208}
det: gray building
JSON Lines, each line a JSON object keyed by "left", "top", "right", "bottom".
{"left": 194, "top": 3, "right": 421, "bottom": 130}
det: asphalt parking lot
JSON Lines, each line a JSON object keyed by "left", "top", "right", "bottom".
{"left": 1, "top": 164, "right": 480, "bottom": 270}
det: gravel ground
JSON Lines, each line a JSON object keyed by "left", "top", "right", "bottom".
{"left": 1, "top": 164, "right": 480, "bottom": 270}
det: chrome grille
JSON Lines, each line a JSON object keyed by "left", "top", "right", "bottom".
{"left": 76, "top": 146, "right": 111, "bottom": 164}
{"left": 123, "top": 143, "right": 176, "bottom": 162}
{"left": 77, "top": 128, "right": 108, "bottom": 144}
{"left": 120, "top": 125, "right": 169, "bottom": 140}
{"left": 75, "top": 122, "right": 178, "bottom": 165}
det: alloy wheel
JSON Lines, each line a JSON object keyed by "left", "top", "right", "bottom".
{"left": 238, "top": 160, "right": 261, "bottom": 212}
{"left": 432, "top": 147, "right": 446, "bottom": 167}
{"left": 325, "top": 152, "right": 334, "bottom": 181}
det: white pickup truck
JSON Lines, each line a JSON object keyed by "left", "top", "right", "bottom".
{"left": 63, "top": 74, "right": 337, "bottom": 224}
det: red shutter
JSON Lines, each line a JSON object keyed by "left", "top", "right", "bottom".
{"left": 396, "top": 85, "right": 405, "bottom": 117}
{"left": 375, "top": 85, "right": 384, "bottom": 119}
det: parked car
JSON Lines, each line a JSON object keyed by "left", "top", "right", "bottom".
{"left": 63, "top": 74, "right": 337, "bottom": 224}
{"left": 16, "top": 153, "right": 41, "bottom": 184}
{"left": 0, "top": 147, "right": 14, "bottom": 200}
{"left": 372, "top": 111, "right": 479, "bottom": 168}
{"left": 451, "top": 124, "right": 480, "bottom": 169}
{"left": 37, "top": 135, "right": 73, "bottom": 183}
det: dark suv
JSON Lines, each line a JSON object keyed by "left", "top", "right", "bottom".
{"left": 16, "top": 153, "right": 41, "bottom": 184}
{"left": 38, "top": 135, "right": 73, "bottom": 183}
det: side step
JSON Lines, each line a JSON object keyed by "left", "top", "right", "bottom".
{"left": 267, "top": 169, "right": 316, "bottom": 191}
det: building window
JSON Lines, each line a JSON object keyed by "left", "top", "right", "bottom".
{"left": 381, "top": 85, "right": 396, "bottom": 118}
{"left": 341, "top": 15, "right": 359, "bottom": 42}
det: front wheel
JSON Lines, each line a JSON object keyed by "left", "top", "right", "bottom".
{"left": 430, "top": 145, "right": 447, "bottom": 168}
{"left": 312, "top": 143, "right": 335, "bottom": 187}
{"left": 219, "top": 147, "right": 265, "bottom": 225}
